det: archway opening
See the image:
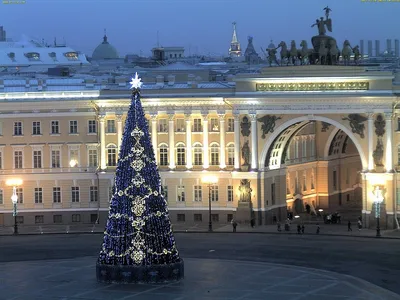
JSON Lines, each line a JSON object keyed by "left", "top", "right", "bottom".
{"left": 261, "top": 120, "right": 363, "bottom": 226}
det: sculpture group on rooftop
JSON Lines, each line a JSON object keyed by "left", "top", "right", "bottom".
{"left": 266, "top": 7, "right": 361, "bottom": 66}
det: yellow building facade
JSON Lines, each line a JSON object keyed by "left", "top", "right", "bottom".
{"left": 0, "top": 65, "right": 399, "bottom": 229}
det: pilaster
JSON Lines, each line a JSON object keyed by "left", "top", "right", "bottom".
{"left": 168, "top": 113, "right": 176, "bottom": 170}
{"left": 99, "top": 114, "right": 106, "bottom": 170}
{"left": 185, "top": 113, "right": 193, "bottom": 169}
{"left": 219, "top": 113, "right": 226, "bottom": 169}
{"left": 250, "top": 113, "right": 258, "bottom": 170}
{"left": 385, "top": 113, "right": 393, "bottom": 172}
{"left": 233, "top": 113, "right": 240, "bottom": 170}
{"left": 202, "top": 112, "right": 209, "bottom": 169}
{"left": 367, "top": 113, "right": 374, "bottom": 171}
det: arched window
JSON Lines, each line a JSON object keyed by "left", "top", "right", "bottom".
{"left": 193, "top": 143, "right": 203, "bottom": 166}
{"left": 159, "top": 144, "right": 168, "bottom": 166}
{"left": 106, "top": 144, "right": 117, "bottom": 166}
{"left": 227, "top": 143, "right": 235, "bottom": 166}
{"left": 210, "top": 143, "right": 219, "bottom": 166}
{"left": 176, "top": 143, "right": 186, "bottom": 166}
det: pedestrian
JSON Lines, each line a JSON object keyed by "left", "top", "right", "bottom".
{"left": 316, "top": 223, "right": 320, "bottom": 234}
{"left": 348, "top": 221, "right": 352, "bottom": 232}
{"left": 277, "top": 222, "right": 281, "bottom": 232}
{"left": 231, "top": 219, "right": 238, "bottom": 233}
{"left": 297, "top": 224, "right": 301, "bottom": 234}
{"left": 301, "top": 224, "right": 305, "bottom": 234}
{"left": 357, "top": 219, "right": 362, "bottom": 231}
{"left": 250, "top": 218, "right": 255, "bottom": 228}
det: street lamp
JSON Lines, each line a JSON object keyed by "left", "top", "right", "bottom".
{"left": 373, "top": 185, "right": 384, "bottom": 237}
{"left": 69, "top": 159, "right": 78, "bottom": 168}
{"left": 6, "top": 178, "right": 23, "bottom": 235}
{"left": 202, "top": 175, "right": 218, "bottom": 232}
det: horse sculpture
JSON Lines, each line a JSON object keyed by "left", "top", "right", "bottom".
{"left": 329, "top": 40, "right": 340, "bottom": 65}
{"left": 289, "top": 40, "right": 299, "bottom": 65}
{"left": 299, "top": 40, "right": 311, "bottom": 65}
{"left": 278, "top": 41, "right": 291, "bottom": 66}
{"left": 342, "top": 40, "right": 352, "bottom": 66}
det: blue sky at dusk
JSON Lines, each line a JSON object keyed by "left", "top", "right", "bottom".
{"left": 0, "top": 0, "right": 398, "bottom": 57}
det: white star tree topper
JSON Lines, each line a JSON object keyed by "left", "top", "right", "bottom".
{"left": 130, "top": 72, "right": 143, "bottom": 90}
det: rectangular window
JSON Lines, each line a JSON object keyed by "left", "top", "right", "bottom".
{"left": 194, "top": 185, "right": 202, "bottom": 202}
{"left": 193, "top": 118, "right": 202, "bottom": 132}
{"left": 176, "top": 147, "right": 185, "bottom": 166}
{"left": 303, "top": 175, "right": 307, "bottom": 191}
{"left": 16, "top": 188, "right": 23, "bottom": 203}
{"left": 333, "top": 170, "right": 337, "bottom": 191}
{"left": 210, "top": 118, "right": 219, "bottom": 132}
{"left": 69, "top": 120, "right": 78, "bottom": 134}
{"left": 0, "top": 189, "right": 3, "bottom": 204}
{"left": 71, "top": 186, "right": 80, "bottom": 202}
{"left": 32, "top": 121, "right": 41, "bottom": 135}
{"left": 175, "top": 118, "right": 185, "bottom": 132}
{"left": 227, "top": 147, "right": 234, "bottom": 166}
{"left": 302, "top": 139, "right": 307, "bottom": 158}
{"left": 211, "top": 149, "right": 219, "bottom": 166}
{"left": 211, "top": 214, "right": 219, "bottom": 222}
{"left": 14, "top": 150, "right": 23, "bottom": 169}
{"left": 16, "top": 216, "right": 24, "bottom": 224}
{"left": 295, "top": 175, "right": 299, "bottom": 192}
{"left": 72, "top": 214, "right": 81, "bottom": 222}
{"left": 271, "top": 183, "right": 276, "bottom": 205}
{"left": 53, "top": 187, "right": 61, "bottom": 203}
{"left": 14, "top": 121, "right": 23, "bottom": 136}
{"left": 194, "top": 214, "right": 202, "bottom": 222}
{"left": 106, "top": 120, "right": 116, "bottom": 133}
{"left": 177, "top": 214, "right": 185, "bottom": 222}
{"left": 88, "top": 120, "right": 97, "bottom": 134}
{"left": 53, "top": 215, "right": 62, "bottom": 223}
{"left": 33, "top": 150, "right": 42, "bottom": 168}
{"left": 51, "top": 120, "right": 59, "bottom": 134}
{"left": 177, "top": 185, "right": 185, "bottom": 202}
{"left": 51, "top": 150, "right": 61, "bottom": 168}
{"left": 35, "top": 215, "right": 44, "bottom": 224}
{"left": 194, "top": 149, "right": 202, "bottom": 166}
{"left": 311, "top": 170, "right": 315, "bottom": 190}
{"left": 346, "top": 194, "right": 350, "bottom": 202}
{"left": 91, "top": 214, "right": 98, "bottom": 224}
{"left": 88, "top": 149, "right": 98, "bottom": 167}
{"left": 69, "top": 148, "right": 79, "bottom": 165}
{"left": 34, "top": 187, "right": 43, "bottom": 204}
{"left": 227, "top": 214, "right": 233, "bottom": 223}
{"left": 227, "top": 118, "right": 234, "bottom": 132}
{"left": 162, "top": 185, "right": 168, "bottom": 202}
{"left": 159, "top": 146, "right": 168, "bottom": 166}
{"left": 211, "top": 186, "right": 218, "bottom": 202}
{"left": 158, "top": 119, "right": 167, "bottom": 132}
{"left": 90, "top": 186, "right": 98, "bottom": 202}
{"left": 227, "top": 186, "right": 233, "bottom": 202}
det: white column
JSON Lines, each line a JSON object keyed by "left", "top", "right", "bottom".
{"left": 385, "top": 113, "right": 393, "bottom": 172}
{"left": 151, "top": 115, "right": 158, "bottom": 164}
{"left": 234, "top": 113, "right": 240, "bottom": 170}
{"left": 116, "top": 114, "right": 123, "bottom": 153}
{"left": 185, "top": 114, "right": 193, "bottom": 169}
{"left": 99, "top": 115, "right": 106, "bottom": 170}
{"left": 368, "top": 113, "right": 374, "bottom": 171}
{"left": 250, "top": 113, "right": 258, "bottom": 170}
{"left": 168, "top": 114, "right": 176, "bottom": 169}
{"left": 202, "top": 113, "right": 209, "bottom": 169}
{"left": 219, "top": 113, "right": 226, "bottom": 169}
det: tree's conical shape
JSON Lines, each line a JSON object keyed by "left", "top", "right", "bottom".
{"left": 96, "top": 75, "right": 184, "bottom": 283}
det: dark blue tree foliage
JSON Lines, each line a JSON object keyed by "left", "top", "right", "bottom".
{"left": 97, "top": 82, "right": 181, "bottom": 267}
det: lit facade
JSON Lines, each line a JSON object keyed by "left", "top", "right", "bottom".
{"left": 0, "top": 65, "right": 399, "bottom": 229}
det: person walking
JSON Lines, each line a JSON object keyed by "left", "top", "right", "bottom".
{"left": 231, "top": 219, "right": 238, "bottom": 233}
{"left": 250, "top": 218, "right": 255, "bottom": 228}
{"left": 348, "top": 221, "right": 352, "bottom": 232}
{"left": 301, "top": 224, "right": 305, "bottom": 234}
{"left": 316, "top": 223, "right": 320, "bottom": 234}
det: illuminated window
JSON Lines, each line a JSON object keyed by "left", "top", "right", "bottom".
{"left": 193, "top": 143, "right": 202, "bottom": 166}
{"left": 210, "top": 143, "right": 219, "bottom": 166}
{"left": 24, "top": 52, "right": 40, "bottom": 61}
{"left": 227, "top": 144, "right": 235, "bottom": 166}
{"left": 107, "top": 145, "right": 117, "bottom": 166}
{"left": 159, "top": 144, "right": 168, "bottom": 166}
{"left": 64, "top": 52, "right": 79, "bottom": 61}
{"left": 194, "top": 185, "right": 202, "bottom": 202}
{"left": 177, "top": 186, "right": 185, "bottom": 202}
{"left": 176, "top": 143, "right": 186, "bottom": 166}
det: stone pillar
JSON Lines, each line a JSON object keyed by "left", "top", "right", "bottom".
{"left": 234, "top": 113, "right": 240, "bottom": 170}
{"left": 151, "top": 114, "right": 158, "bottom": 164}
{"left": 99, "top": 114, "right": 106, "bottom": 170}
{"left": 202, "top": 113, "right": 209, "bottom": 169}
{"left": 219, "top": 113, "right": 226, "bottom": 169}
{"left": 385, "top": 113, "right": 393, "bottom": 172}
{"left": 250, "top": 113, "right": 258, "bottom": 170}
{"left": 368, "top": 113, "right": 374, "bottom": 171}
{"left": 116, "top": 114, "right": 123, "bottom": 153}
{"left": 168, "top": 114, "right": 176, "bottom": 169}
{"left": 185, "top": 113, "right": 193, "bottom": 169}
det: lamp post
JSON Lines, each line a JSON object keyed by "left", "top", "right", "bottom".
{"left": 6, "top": 179, "right": 23, "bottom": 235}
{"left": 202, "top": 175, "right": 218, "bottom": 232}
{"left": 373, "top": 185, "right": 384, "bottom": 237}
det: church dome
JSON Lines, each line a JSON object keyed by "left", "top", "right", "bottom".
{"left": 92, "top": 34, "right": 119, "bottom": 60}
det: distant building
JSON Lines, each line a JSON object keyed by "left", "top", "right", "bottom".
{"left": 151, "top": 47, "right": 185, "bottom": 62}
{"left": 0, "top": 26, "right": 6, "bottom": 42}
{"left": 229, "top": 22, "right": 241, "bottom": 57}
{"left": 92, "top": 31, "right": 119, "bottom": 60}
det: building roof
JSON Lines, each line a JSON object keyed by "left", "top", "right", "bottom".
{"left": 92, "top": 34, "right": 119, "bottom": 60}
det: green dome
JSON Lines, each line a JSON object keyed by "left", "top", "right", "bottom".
{"left": 92, "top": 35, "right": 119, "bottom": 60}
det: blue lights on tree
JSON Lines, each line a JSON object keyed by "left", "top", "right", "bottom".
{"left": 97, "top": 73, "right": 182, "bottom": 268}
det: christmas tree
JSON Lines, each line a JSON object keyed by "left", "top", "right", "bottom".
{"left": 96, "top": 73, "right": 184, "bottom": 284}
